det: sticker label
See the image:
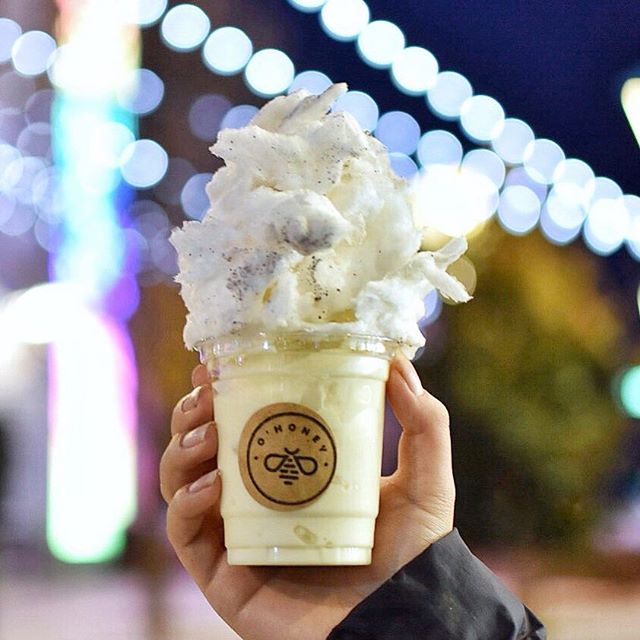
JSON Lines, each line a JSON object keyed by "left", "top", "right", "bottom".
{"left": 238, "top": 403, "right": 337, "bottom": 511}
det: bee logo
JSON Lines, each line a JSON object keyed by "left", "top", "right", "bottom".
{"left": 264, "top": 448, "right": 319, "bottom": 485}
{"left": 238, "top": 403, "right": 337, "bottom": 510}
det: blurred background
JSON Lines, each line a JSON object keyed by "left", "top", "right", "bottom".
{"left": 1, "top": 0, "right": 639, "bottom": 638}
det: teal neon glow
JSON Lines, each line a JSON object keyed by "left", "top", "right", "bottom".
{"left": 619, "top": 366, "right": 640, "bottom": 419}
{"left": 48, "top": 1, "right": 139, "bottom": 564}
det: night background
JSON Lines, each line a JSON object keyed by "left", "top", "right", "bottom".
{"left": 1, "top": 0, "right": 639, "bottom": 638}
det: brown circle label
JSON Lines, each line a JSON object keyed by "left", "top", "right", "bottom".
{"left": 238, "top": 403, "right": 337, "bottom": 511}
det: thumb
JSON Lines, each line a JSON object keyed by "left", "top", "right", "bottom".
{"left": 386, "top": 357, "right": 455, "bottom": 510}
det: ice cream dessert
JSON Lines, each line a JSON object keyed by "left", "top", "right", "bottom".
{"left": 171, "top": 83, "right": 470, "bottom": 357}
{"left": 170, "top": 83, "right": 471, "bottom": 566}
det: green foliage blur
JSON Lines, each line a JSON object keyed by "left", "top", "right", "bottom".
{"left": 421, "top": 225, "right": 627, "bottom": 549}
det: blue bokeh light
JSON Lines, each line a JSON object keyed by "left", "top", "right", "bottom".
{"left": 332, "top": 90, "right": 379, "bottom": 132}
{"left": 320, "top": 0, "right": 370, "bottom": 42}
{"left": 289, "top": 70, "right": 333, "bottom": 95}
{"left": 356, "top": 20, "right": 405, "bottom": 69}
{"left": 189, "top": 93, "right": 232, "bottom": 141}
{"left": 0, "top": 18, "right": 22, "bottom": 64}
{"left": 416, "top": 130, "right": 462, "bottom": 168}
{"left": 11, "top": 31, "right": 57, "bottom": 77}
{"left": 391, "top": 46, "right": 439, "bottom": 96}
{"left": 203, "top": 27, "right": 253, "bottom": 76}
{"left": 220, "top": 105, "right": 259, "bottom": 129}
{"left": 389, "top": 152, "right": 418, "bottom": 178}
{"left": 160, "top": 4, "right": 211, "bottom": 52}
{"left": 245, "top": 49, "right": 295, "bottom": 97}
{"left": 427, "top": 71, "right": 473, "bottom": 120}
{"left": 181, "top": 173, "right": 213, "bottom": 219}
{"left": 120, "top": 139, "right": 169, "bottom": 189}
{"left": 375, "top": 111, "right": 421, "bottom": 155}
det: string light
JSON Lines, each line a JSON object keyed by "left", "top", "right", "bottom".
{"left": 160, "top": 3, "right": 210, "bottom": 52}
{"left": 202, "top": 27, "right": 253, "bottom": 76}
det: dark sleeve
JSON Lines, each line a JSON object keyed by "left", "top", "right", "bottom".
{"left": 327, "top": 529, "right": 546, "bottom": 640}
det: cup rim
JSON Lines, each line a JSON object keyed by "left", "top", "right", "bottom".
{"left": 197, "top": 330, "right": 401, "bottom": 361}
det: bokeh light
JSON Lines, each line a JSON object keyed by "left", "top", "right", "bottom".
{"left": 124, "top": 0, "right": 168, "bottom": 27}
{"left": 332, "top": 90, "right": 379, "bottom": 132}
{"left": 504, "top": 166, "right": 548, "bottom": 204}
{"left": 118, "top": 68, "right": 165, "bottom": 115}
{"left": 320, "top": 0, "right": 370, "bottom": 42}
{"left": 0, "top": 71, "right": 35, "bottom": 109}
{"left": 0, "top": 144, "right": 23, "bottom": 191}
{"left": 389, "top": 152, "right": 418, "bottom": 179}
{"left": 181, "top": 173, "right": 213, "bottom": 219}
{"left": 459, "top": 95, "right": 505, "bottom": 143}
{"left": 587, "top": 176, "right": 623, "bottom": 203}
{"left": 17, "top": 122, "right": 51, "bottom": 158}
{"left": 289, "top": 70, "right": 333, "bottom": 94}
{"left": 624, "top": 194, "right": 640, "bottom": 260}
{"left": 416, "top": 130, "right": 463, "bottom": 168}
{"left": 421, "top": 289, "right": 443, "bottom": 326}
{"left": 544, "top": 184, "right": 587, "bottom": 232}
{"left": 427, "top": 71, "right": 473, "bottom": 120}
{"left": 491, "top": 118, "right": 534, "bottom": 165}
{"left": 119, "top": 139, "right": 169, "bottom": 189}
{"left": 203, "top": 27, "right": 253, "bottom": 76}
{"left": 0, "top": 18, "right": 22, "bottom": 63}
{"left": 287, "top": 0, "right": 327, "bottom": 11}
{"left": 497, "top": 185, "right": 541, "bottom": 236}
{"left": 411, "top": 164, "right": 499, "bottom": 236}
{"left": 461, "top": 149, "right": 505, "bottom": 189}
{"left": 539, "top": 203, "right": 582, "bottom": 245}
{"left": 160, "top": 4, "right": 210, "bottom": 52}
{"left": 0, "top": 107, "right": 27, "bottom": 146}
{"left": 10, "top": 30, "right": 56, "bottom": 77}
{"left": 220, "top": 104, "right": 259, "bottom": 129}
{"left": 24, "top": 88, "right": 54, "bottom": 123}
{"left": 244, "top": 49, "right": 295, "bottom": 97}
{"left": 90, "top": 122, "right": 135, "bottom": 169}
{"left": 618, "top": 366, "right": 640, "bottom": 418}
{"left": 583, "top": 198, "right": 629, "bottom": 256}
{"left": 0, "top": 201, "right": 37, "bottom": 236}
{"left": 621, "top": 78, "right": 640, "bottom": 148}
{"left": 357, "top": 20, "right": 405, "bottom": 69}
{"left": 188, "top": 93, "right": 232, "bottom": 141}
{"left": 553, "top": 158, "right": 594, "bottom": 196}
{"left": 391, "top": 46, "right": 439, "bottom": 96}
{"left": 523, "top": 138, "right": 565, "bottom": 184}
{"left": 374, "top": 111, "right": 420, "bottom": 154}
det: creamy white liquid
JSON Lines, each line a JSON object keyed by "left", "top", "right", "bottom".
{"left": 211, "top": 346, "right": 390, "bottom": 565}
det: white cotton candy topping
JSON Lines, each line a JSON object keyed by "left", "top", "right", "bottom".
{"left": 171, "top": 83, "right": 471, "bottom": 356}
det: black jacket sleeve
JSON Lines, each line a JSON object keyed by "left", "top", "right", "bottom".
{"left": 327, "top": 529, "right": 546, "bottom": 640}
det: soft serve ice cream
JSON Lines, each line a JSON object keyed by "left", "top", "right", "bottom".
{"left": 171, "top": 83, "right": 471, "bottom": 565}
{"left": 171, "top": 83, "right": 470, "bottom": 357}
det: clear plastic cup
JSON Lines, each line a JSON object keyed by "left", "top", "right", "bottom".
{"left": 198, "top": 331, "right": 397, "bottom": 566}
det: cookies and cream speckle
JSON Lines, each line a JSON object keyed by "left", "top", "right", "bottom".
{"left": 170, "top": 83, "right": 471, "bottom": 356}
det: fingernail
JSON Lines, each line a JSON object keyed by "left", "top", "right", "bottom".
{"left": 398, "top": 359, "right": 425, "bottom": 396}
{"left": 188, "top": 469, "right": 219, "bottom": 493}
{"left": 181, "top": 423, "right": 210, "bottom": 448}
{"left": 181, "top": 386, "right": 203, "bottom": 412}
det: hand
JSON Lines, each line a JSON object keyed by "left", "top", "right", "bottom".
{"left": 160, "top": 357, "right": 455, "bottom": 640}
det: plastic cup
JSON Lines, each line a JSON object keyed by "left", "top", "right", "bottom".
{"left": 198, "top": 331, "right": 397, "bottom": 566}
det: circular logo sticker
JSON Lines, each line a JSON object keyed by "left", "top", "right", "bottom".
{"left": 238, "top": 403, "right": 337, "bottom": 511}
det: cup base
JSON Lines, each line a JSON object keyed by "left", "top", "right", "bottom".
{"left": 227, "top": 546, "right": 372, "bottom": 566}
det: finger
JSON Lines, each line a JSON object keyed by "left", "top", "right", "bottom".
{"left": 166, "top": 470, "right": 225, "bottom": 583}
{"left": 171, "top": 383, "right": 213, "bottom": 437}
{"left": 160, "top": 421, "right": 218, "bottom": 503}
{"left": 192, "top": 363, "right": 210, "bottom": 388}
{"left": 386, "top": 356, "right": 454, "bottom": 503}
